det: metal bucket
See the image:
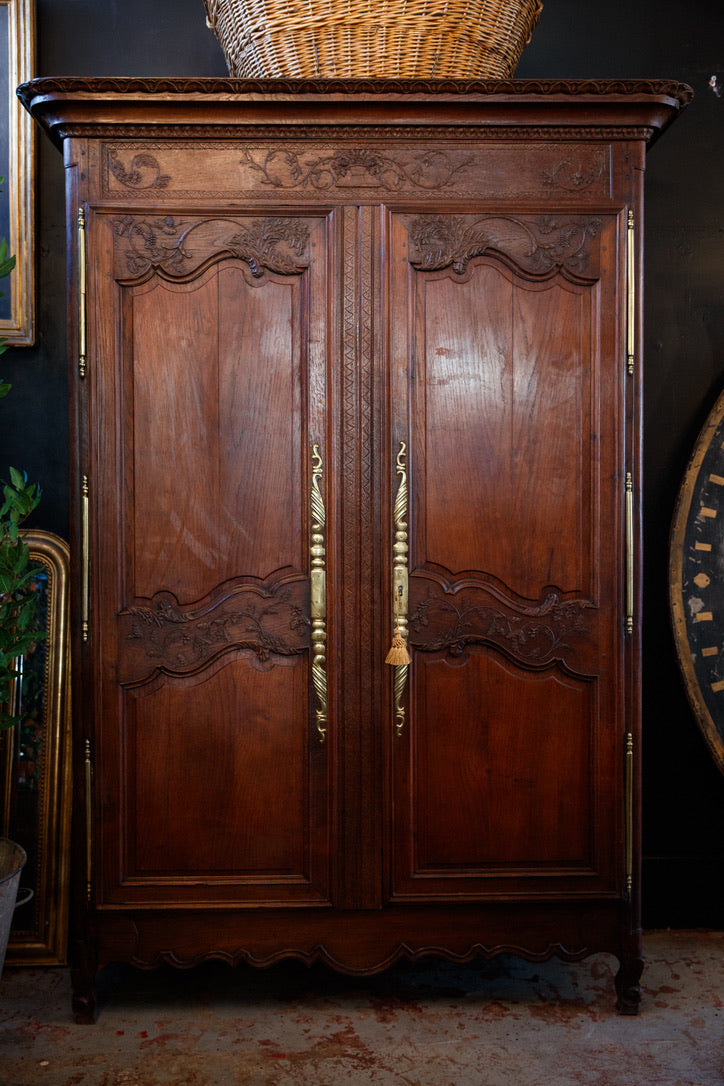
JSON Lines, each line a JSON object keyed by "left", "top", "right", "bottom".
{"left": 0, "top": 838, "right": 33, "bottom": 977}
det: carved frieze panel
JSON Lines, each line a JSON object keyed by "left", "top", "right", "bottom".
{"left": 111, "top": 214, "right": 311, "bottom": 279}
{"left": 406, "top": 213, "right": 603, "bottom": 278}
{"left": 118, "top": 578, "right": 310, "bottom": 685}
{"left": 408, "top": 573, "right": 597, "bottom": 676}
{"left": 238, "top": 146, "right": 474, "bottom": 192}
{"left": 101, "top": 140, "right": 611, "bottom": 203}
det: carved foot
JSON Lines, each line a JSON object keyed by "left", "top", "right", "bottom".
{"left": 615, "top": 954, "right": 644, "bottom": 1015}
{"left": 71, "top": 939, "right": 98, "bottom": 1024}
{"left": 72, "top": 989, "right": 97, "bottom": 1025}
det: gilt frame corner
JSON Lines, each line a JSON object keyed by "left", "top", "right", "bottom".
{"left": 1, "top": 0, "right": 35, "bottom": 346}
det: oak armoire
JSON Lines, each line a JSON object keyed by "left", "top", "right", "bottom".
{"left": 19, "top": 77, "right": 690, "bottom": 1020}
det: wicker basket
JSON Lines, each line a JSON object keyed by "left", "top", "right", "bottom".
{"left": 203, "top": 0, "right": 543, "bottom": 80}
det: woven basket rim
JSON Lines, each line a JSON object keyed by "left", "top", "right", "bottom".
{"left": 205, "top": 0, "right": 543, "bottom": 36}
{"left": 204, "top": 0, "right": 544, "bottom": 80}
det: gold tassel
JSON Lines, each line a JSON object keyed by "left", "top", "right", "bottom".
{"left": 385, "top": 627, "right": 411, "bottom": 666}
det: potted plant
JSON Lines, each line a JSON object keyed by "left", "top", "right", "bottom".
{"left": 0, "top": 177, "right": 40, "bottom": 974}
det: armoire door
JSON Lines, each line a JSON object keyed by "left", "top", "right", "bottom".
{"left": 87, "top": 207, "right": 335, "bottom": 908}
{"left": 387, "top": 209, "right": 626, "bottom": 901}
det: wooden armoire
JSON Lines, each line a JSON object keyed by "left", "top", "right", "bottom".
{"left": 20, "top": 78, "right": 690, "bottom": 1019}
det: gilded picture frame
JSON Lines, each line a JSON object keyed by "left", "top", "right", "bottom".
{"left": 1, "top": 530, "right": 71, "bottom": 965}
{"left": 0, "top": 0, "right": 35, "bottom": 345}
{"left": 670, "top": 387, "right": 724, "bottom": 779}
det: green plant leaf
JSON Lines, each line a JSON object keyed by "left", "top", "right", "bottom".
{"left": 9, "top": 466, "right": 25, "bottom": 489}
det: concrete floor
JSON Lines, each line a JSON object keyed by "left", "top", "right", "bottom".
{"left": 1, "top": 930, "right": 722, "bottom": 1085}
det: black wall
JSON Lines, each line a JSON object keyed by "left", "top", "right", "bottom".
{"left": 2, "top": 0, "right": 722, "bottom": 927}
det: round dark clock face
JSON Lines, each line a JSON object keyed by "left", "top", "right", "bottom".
{"left": 670, "top": 386, "right": 724, "bottom": 777}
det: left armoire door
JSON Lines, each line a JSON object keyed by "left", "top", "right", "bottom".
{"left": 86, "top": 208, "right": 335, "bottom": 909}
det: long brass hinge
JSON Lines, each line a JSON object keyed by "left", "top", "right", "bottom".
{"left": 625, "top": 472, "right": 634, "bottom": 635}
{"left": 84, "top": 737, "right": 93, "bottom": 903}
{"left": 625, "top": 731, "right": 634, "bottom": 897}
{"left": 78, "top": 207, "right": 87, "bottom": 380}
{"left": 626, "top": 209, "right": 635, "bottom": 377}
{"left": 81, "top": 473, "right": 90, "bottom": 643}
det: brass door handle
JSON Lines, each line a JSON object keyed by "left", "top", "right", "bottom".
{"left": 310, "top": 444, "right": 327, "bottom": 743}
{"left": 386, "top": 442, "right": 411, "bottom": 736}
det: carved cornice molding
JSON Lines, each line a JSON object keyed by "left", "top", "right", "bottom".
{"left": 17, "top": 76, "right": 695, "bottom": 105}
{"left": 18, "top": 77, "right": 692, "bottom": 152}
{"left": 77, "top": 124, "right": 657, "bottom": 148}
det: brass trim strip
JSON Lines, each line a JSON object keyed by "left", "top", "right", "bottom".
{"left": 310, "top": 444, "right": 327, "bottom": 743}
{"left": 626, "top": 209, "right": 635, "bottom": 377}
{"left": 81, "top": 474, "right": 90, "bottom": 643}
{"left": 625, "top": 731, "right": 634, "bottom": 896}
{"left": 626, "top": 471, "right": 634, "bottom": 635}
{"left": 388, "top": 442, "right": 410, "bottom": 737}
{"left": 84, "top": 738, "right": 92, "bottom": 903}
{"left": 78, "top": 207, "right": 87, "bottom": 380}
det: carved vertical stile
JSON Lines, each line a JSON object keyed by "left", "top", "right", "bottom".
{"left": 338, "top": 202, "right": 379, "bottom": 908}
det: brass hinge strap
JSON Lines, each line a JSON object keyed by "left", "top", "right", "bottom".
{"left": 625, "top": 472, "right": 634, "bottom": 635}
{"left": 626, "top": 209, "right": 635, "bottom": 377}
{"left": 310, "top": 444, "right": 327, "bottom": 744}
{"left": 625, "top": 731, "right": 634, "bottom": 897}
{"left": 84, "top": 737, "right": 93, "bottom": 903}
{"left": 78, "top": 207, "right": 87, "bottom": 380}
{"left": 81, "top": 474, "right": 90, "bottom": 643}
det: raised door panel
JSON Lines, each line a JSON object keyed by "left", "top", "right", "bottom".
{"left": 387, "top": 210, "right": 623, "bottom": 900}
{"left": 89, "top": 210, "right": 334, "bottom": 906}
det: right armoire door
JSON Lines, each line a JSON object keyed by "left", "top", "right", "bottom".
{"left": 386, "top": 209, "right": 625, "bottom": 905}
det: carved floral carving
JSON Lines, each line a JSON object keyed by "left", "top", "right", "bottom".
{"left": 108, "top": 149, "right": 171, "bottom": 189}
{"left": 240, "top": 147, "right": 473, "bottom": 192}
{"left": 409, "top": 584, "right": 594, "bottom": 669}
{"left": 111, "top": 214, "right": 310, "bottom": 278}
{"left": 119, "top": 582, "right": 310, "bottom": 680}
{"left": 407, "top": 213, "right": 602, "bottom": 276}
{"left": 542, "top": 151, "right": 606, "bottom": 191}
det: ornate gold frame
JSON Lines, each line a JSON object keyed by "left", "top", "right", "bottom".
{"left": 0, "top": 0, "right": 35, "bottom": 344}
{"left": 1, "top": 530, "right": 71, "bottom": 964}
